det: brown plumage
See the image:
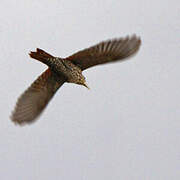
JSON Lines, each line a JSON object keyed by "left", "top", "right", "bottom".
{"left": 11, "top": 35, "right": 141, "bottom": 125}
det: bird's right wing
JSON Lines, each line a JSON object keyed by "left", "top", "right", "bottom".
{"left": 66, "top": 35, "right": 141, "bottom": 70}
{"left": 11, "top": 68, "right": 66, "bottom": 125}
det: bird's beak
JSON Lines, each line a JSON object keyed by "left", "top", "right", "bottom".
{"left": 83, "top": 82, "right": 90, "bottom": 90}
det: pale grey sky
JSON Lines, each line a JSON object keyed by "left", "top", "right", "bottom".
{"left": 0, "top": 0, "right": 180, "bottom": 179}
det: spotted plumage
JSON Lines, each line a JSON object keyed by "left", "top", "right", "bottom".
{"left": 11, "top": 34, "right": 141, "bottom": 125}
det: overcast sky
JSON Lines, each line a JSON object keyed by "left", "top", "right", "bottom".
{"left": 0, "top": 0, "right": 180, "bottom": 179}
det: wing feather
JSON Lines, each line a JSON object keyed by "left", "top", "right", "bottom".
{"left": 11, "top": 68, "right": 65, "bottom": 125}
{"left": 66, "top": 35, "right": 141, "bottom": 70}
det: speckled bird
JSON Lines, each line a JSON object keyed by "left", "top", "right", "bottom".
{"left": 11, "top": 35, "right": 141, "bottom": 125}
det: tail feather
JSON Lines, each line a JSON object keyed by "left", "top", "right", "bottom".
{"left": 29, "top": 48, "right": 54, "bottom": 63}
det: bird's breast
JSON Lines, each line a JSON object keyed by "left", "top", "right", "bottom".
{"left": 51, "top": 59, "right": 81, "bottom": 83}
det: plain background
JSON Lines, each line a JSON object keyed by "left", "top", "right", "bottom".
{"left": 0, "top": 0, "right": 180, "bottom": 179}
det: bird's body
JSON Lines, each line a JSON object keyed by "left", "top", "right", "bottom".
{"left": 34, "top": 56, "right": 86, "bottom": 86}
{"left": 11, "top": 35, "right": 141, "bottom": 125}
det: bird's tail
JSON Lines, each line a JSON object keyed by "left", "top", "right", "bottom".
{"left": 29, "top": 48, "right": 54, "bottom": 63}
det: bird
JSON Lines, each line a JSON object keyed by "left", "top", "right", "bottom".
{"left": 11, "top": 34, "right": 141, "bottom": 125}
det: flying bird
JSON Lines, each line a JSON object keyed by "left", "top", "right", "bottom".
{"left": 11, "top": 35, "right": 141, "bottom": 125}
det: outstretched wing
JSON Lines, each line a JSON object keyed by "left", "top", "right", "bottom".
{"left": 11, "top": 68, "right": 66, "bottom": 125}
{"left": 66, "top": 35, "right": 141, "bottom": 70}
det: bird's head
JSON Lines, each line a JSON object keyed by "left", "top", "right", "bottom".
{"left": 76, "top": 75, "right": 90, "bottom": 89}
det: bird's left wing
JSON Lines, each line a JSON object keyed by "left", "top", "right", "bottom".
{"left": 66, "top": 35, "right": 141, "bottom": 70}
{"left": 11, "top": 68, "right": 66, "bottom": 125}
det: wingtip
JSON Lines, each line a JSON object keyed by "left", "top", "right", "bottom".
{"left": 10, "top": 109, "right": 39, "bottom": 126}
{"left": 10, "top": 112, "right": 23, "bottom": 126}
{"left": 133, "top": 34, "right": 142, "bottom": 45}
